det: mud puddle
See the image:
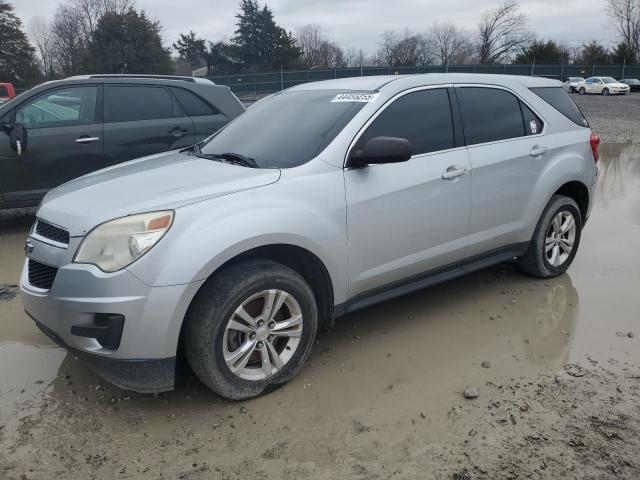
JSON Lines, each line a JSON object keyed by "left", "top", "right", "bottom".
{"left": 0, "top": 145, "right": 639, "bottom": 479}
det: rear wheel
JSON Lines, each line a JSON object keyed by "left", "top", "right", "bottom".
{"left": 185, "top": 259, "right": 318, "bottom": 400}
{"left": 602, "top": 88, "right": 609, "bottom": 96}
{"left": 519, "top": 195, "right": 582, "bottom": 278}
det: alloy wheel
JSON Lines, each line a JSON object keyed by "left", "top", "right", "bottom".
{"left": 545, "top": 211, "right": 576, "bottom": 267}
{"left": 222, "top": 289, "right": 303, "bottom": 381}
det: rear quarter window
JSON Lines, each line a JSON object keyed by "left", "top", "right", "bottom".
{"left": 530, "top": 87, "right": 588, "bottom": 127}
{"left": 456, "top": 87, "right": 525, "bottom": 145}
{"left": 0, "top": 86, "right": 8, "bottom": 97}
{"left": 170, "top": 87, "right": 219, "bottom": 116}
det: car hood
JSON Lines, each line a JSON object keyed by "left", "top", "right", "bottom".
{"left": 38, "top": 150, "right": 281, "bottom": 237}
{"left": 608, "top": 82, "right": 629, "bottom": 88}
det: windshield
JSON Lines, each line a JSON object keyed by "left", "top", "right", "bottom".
{"left": 602, "top": 77, "right": 618, "bottom": 84}
{"left": 569, "top": 77, "right": 584, "bottom": 82}
{"left": 199, "top": 89, "right": 369, "bottom": 168}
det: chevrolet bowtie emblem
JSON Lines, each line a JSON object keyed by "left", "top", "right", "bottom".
{"left": 24, "top": 241, "right": 34, "bottom": 255}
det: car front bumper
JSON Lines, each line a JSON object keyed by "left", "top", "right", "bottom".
{"left": 20, "top": 236, "right": 204, "bottom": 393}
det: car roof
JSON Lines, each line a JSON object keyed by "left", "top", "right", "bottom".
{"left": 287, "top": 73, "right": 561, "bottom": 92}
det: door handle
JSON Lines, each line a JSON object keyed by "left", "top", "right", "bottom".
{"left": 442, "top": 166, "right": 467, "bottom": 180}
{"left": 170, "top": 127, "right": 188, "bottom": 137}
{"left": 76, "top": 136, "right": 100, "bottom": 144}
{"left": 530, "top": 145, "right": 547, "bottom": 157}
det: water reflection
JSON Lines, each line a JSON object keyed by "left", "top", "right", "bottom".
{"left": 596, "top": 144, "right": 640, "bottom": 220}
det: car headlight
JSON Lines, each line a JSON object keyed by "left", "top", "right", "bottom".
{"left": 74, "top": 211, "right": 174, "bottom": 272}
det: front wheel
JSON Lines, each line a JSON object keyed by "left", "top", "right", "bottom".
{"left": 602, "top": 88, "right": 609, "bottom": 96}
{"left": 184, "top": 259, "right": 318, "bottom": 400}
{"left": 518, "top": 195, "right": 582, "bottom": 278}
{"left": 579, "top": 87, "right": 586, "bottom": 95}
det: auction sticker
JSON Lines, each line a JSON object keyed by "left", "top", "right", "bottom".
{"left": 331, "top": 93, "right": 379, "bottom": 103}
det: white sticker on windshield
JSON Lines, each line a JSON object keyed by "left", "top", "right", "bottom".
{"left": 331, "top": 93, "right": 379, "bottom": 103}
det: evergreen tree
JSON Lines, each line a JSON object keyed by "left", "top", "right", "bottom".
{"left": 515, "top": 40, "right": 570, "bottom": 64}
{"left": 611, "top": 42, "right": 635, "bottom": 64}
{"left": 173, "top": 31, "right": 207, "bottom": 67}
{"left": 576, "top": 40, "right": 612, "bottom": 65}
{"left": 0, "top": 1, "right": 41, "bottom": 85}
{"left": 232, "top": 0, "right": 300, "bottom": 71}
{"left": 87, "top": 8, "right": 173, "bottom": 74}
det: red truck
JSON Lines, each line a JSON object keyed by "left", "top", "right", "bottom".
{"left": 0, "top": 82, "right": 16, "bottom": 105}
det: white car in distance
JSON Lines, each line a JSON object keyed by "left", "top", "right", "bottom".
{"left": 577, "top": 77, "right": 630, "bottom": 96}
{"left": 565, "top": 77, "right": 585, "bottom": 93}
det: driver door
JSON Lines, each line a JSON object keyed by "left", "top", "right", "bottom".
{"left": 344, "top": 87, "right": 472, "bottom": 300}
{"left": 0, "top": 85, "right": 103, "bottom": 206}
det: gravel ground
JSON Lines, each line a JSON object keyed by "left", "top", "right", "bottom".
{"left": 569, "top": 93, "right": 640, "bottom": 144}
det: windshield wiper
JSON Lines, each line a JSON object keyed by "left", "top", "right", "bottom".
{"left": 188, "top": 144, "right": 258, "bottom": 168}
{"left": 215, "top": 152, "right": 259, "bottom": 168}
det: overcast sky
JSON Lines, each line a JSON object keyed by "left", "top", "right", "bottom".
{"left": 13, "top": 0, "right": 616, "bottom": 54}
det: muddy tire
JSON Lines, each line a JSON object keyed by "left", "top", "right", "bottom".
{"left": 184, "top": 259, "right": 318, "bottom": 400}
{"left": 518, "top": 195, "right": 582, "bottom": 278}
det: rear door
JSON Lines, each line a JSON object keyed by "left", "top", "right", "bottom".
{"left": 455, "top": 86, "right": 546, "bottom": 257}
{"left": 168, "top": 86, "right": 229, "bottom": 142}
{"left": 0, "top": 84, "right": 103, "bottom": 206}
{"left": 102, "top": 84, "right": 196, "bottom": 165}
{"left": 344, "top": 87, "right": 472, "bottom": 298}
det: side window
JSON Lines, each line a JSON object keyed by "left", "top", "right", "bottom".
{"left": 520, "top": 102, "right": 543, "bottom": 135}
{"left": 15, "top": 86, "right": 97, "bottom": 128}
{"left": 107, "top": 85, "right": 174, "bottom": 122}
{"left": 457, "top": 87, "right": 525, "bottom": 145}
{"left": 169, "top": 87, "right": 219, "bottom": 116}
{"left": 359, "top": 89, "right": 454, "bottom": 156}
{"left": 0, "top": 86, "right": 8, "bottom": 97}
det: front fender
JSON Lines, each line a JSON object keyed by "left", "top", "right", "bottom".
{"left": 126, "top": 167, "right": 349, "bottom": 304}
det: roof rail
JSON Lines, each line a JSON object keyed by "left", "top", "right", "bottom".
{"left": 87, "top": 74, "right": 198, "bottom": 83}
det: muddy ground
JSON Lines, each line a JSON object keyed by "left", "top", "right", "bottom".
{"left": 1, "top": 144, "right": 640, "bottom": 479}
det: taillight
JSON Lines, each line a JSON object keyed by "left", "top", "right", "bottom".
{"left": 590, "top": 132, "right": 600, "bottom": 163}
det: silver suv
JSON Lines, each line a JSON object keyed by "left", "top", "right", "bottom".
{"left": 21, "top": 74, "right": 599, "bottom": 400}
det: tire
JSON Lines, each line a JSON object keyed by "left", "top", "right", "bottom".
{"left": 579, "top": 87, "right": 586, "bottom": 95}
{"left": 602, "top": 88, "right": 609, "bottom": 96}
{"left": 518, "top": 195, "right": 582, "bottom": 278}
{"left": 184, "top": 259, "right": 318, "bottom": 400}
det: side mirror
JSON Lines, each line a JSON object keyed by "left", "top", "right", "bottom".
{"left": 349, "top": 136, "right": 411, "bottom": 168}
{"left": 8, "top": 124, "right": 28, "bottom": 155}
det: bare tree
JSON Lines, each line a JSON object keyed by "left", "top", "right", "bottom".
{"left": 295, "top": 24, "right": 344, "bottom": 68}
{"left": 426, "top": 22, "right": 473, "bottom": 65}
{"left": 343, "top": 47, "right": 369, "bottom": 67}
{"left": 375, "top": 30, "right": 431, "bottom": 67}
{"left": 606, "top": 0, "right": 640, "bottom": 62}
{"left": 28, "top": 16, "right": 55, "bottom": 76}
{"left": 477, "top": 0, "right": 532, "bottom": 64}
{"left": 50, "top": 0, "right": 134, "bottom": 75}
{"left": 72, "top": 0, "right": 133, "bottom": 38}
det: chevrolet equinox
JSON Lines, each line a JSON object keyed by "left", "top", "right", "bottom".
{"left": 21, "top": 74, "right": 599, "bottom": 400}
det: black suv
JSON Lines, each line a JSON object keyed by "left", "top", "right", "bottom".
{"left": 0, "top": 75, "right": 245, "bottom": 208}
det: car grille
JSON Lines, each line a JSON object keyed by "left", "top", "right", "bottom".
{"left": 28, "top": 260, "right": 58, "bottom": 290}
{"left": 34, "top": 219, "right": 70, "bottom": 245}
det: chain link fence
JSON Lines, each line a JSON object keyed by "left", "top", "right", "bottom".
{"left": 208, "top": 64, "right": 640, "bottom": 95}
